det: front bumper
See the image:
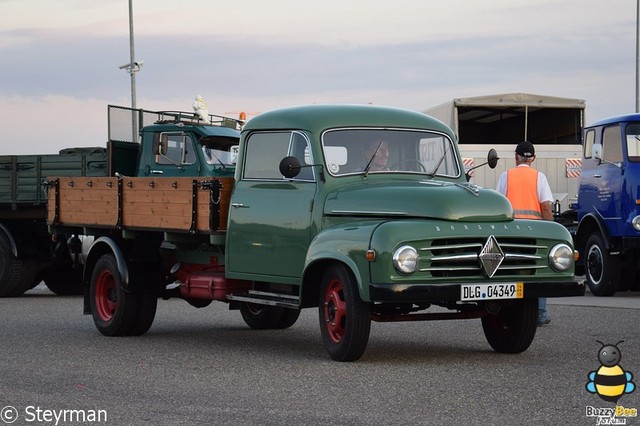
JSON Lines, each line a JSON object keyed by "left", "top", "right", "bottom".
{"left": 369, "top": 280, "right": 585, "bottom": 303}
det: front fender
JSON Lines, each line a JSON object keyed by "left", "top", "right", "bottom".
{"left": 577, "top": 212, "right": 614, "bottom": 250}
{"left": 305, "top": 221, "right": 382, "bottom": 302}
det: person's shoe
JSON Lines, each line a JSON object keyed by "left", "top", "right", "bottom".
{"left": 537, "top": 318, "right": 551, "bottom": 327}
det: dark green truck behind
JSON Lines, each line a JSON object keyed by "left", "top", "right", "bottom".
{"left": 0, "top": 105, "right": 241, "bottom": 296}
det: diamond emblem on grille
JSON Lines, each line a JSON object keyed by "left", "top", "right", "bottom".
{"left": 479, "top": 235, "right": 504, "bottom": 278}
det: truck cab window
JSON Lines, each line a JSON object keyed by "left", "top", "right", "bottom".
{"left": 244, "top": 131, "right": 314, "bottom": 181}
{"left": 156, "top": 133, "right": 196, "bottom": 166}
{"left": 602, "top": 126, "right": 623, "bottom": 163}
{"left": 584, "top": 129, "right": 595, "bottom": 159}
{"left": 625, "top": 123, "right": 640, "bottom": 162}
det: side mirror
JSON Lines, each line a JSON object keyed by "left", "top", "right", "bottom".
{"left": 154, "top": 135, "right": 168, "bottom": 156}
{"left": 593, "top": 143, "right": 602, "bottom": 161}
{"left": 279, "top": 156, "right": 301, "bottom": 178}
{"left": 465, "top": 148, "right": 501, "bottom": 181}
{"left": 487, "top": 148, "right": 499, "bottom": 169}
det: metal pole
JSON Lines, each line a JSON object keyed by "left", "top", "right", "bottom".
{"left": 636, "top": 0, "right": 640, "bottom": 112}
{"left": 128, "top": 0, "right": 138, "bottom": 141}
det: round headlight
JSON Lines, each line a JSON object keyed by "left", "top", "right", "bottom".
{"left": 393, "top": 245, "right": 418, "bottom": 274}
{"left": 632, "top": 215, "right": 640, "bottom": 231}
{"left": 549, "top": 243, "right": 573, "bottom": 271}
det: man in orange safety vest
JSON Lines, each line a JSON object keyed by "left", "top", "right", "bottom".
{"left": 496, "top": 141, "right": 553, "bottom": 326}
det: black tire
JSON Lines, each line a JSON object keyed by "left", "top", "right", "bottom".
{"left": 482, "top": 298, "right": 537, "bottom": 353}
{"left": 0, "top": 233, "right": 37, "bottom": 297}
{"left": 273, "top": 308, "right": 301, "bottom": 329}
{"left": 129, "top": 291, "right": 158, "bottom": 336}
{"left": 240, "top": 303, "right": 285, "bottom": 329}
{"left": 584, "top": 233, "right": 620, "bottom": 296}
{"left": 318, "top": 264, "right": 371, "bottom": 362}
{"left": 44, "top": 266, "right": 83, "bottom": 296}
{"left": 89, "top": 254, "right": 140, "bottom": 336}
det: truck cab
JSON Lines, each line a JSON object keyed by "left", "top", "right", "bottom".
{"left": 106, "top": 105, "right": 242, "bottom": 179}
{"left": 575, "top": 113, "right": 640, "bottom": 295}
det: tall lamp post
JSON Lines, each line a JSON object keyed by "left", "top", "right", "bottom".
{"left": 119, "top": 0, "right": 143, "bottom": 142}
{"left": 637, "top": 0, "right": 639, "bottom": 112}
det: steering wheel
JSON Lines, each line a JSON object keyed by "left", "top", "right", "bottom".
{"left": 390, "top": 160, "right": 427, "bottom": 172}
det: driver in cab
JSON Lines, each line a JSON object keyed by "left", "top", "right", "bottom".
{"left": 363, "top": 140, "right": 390, "bottom": 171}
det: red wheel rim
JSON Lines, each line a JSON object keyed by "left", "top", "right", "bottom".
{"left": 95, "top": 269, "right": 117, "bottom": 322}
{"left": 323, "top": 279, "right": 346, "bottom": 343}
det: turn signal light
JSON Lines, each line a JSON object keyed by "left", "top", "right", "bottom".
{"left": 365, "top": 250, "right": 376, "bottom": 261}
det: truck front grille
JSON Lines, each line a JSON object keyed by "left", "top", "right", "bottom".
{"left": 421, "top": 237, "right": 547, "bottom": 278}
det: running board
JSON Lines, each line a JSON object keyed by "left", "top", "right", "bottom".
{"left": 227, "top": 290, "right": 300, "bottom": 309}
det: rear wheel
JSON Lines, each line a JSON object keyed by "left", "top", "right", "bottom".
{"left": 584, "top": 233, "right": 620, "bottom": 296}
{"left": 129, "top": 290, "right": 158, "bottom": 336}
{"left": 0, "top": 233, "right": 37, "bottom": 297}
{"left": 482, "top": 298, "right": 537, "bottom": 353}
{"left": 318, "top": 264, "right": 371, "bottom": 362}
{"left": 240, "top": 303, "right": 284, "bottom": 329}
{"left": 273, "top": 308, "right": 301, "bottom": 329}
{"left": 44, "top": 265, "right": 83, "bottom": 295}
{"left": 90, "top": 254, "right": 141, "bottom": 336}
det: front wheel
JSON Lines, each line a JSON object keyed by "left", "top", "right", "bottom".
{"left": 318, "top": 264, "right": 371, "bottom": 362}
{"left": 481, "top": 298, "right": 537, "bottom": 353}
{"left": 584, "top": 233, "right": 620, "bottom": 296}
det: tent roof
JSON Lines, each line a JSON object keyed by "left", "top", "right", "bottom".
{"left": 451, "top": 92, "right": 585, "bottom": 109}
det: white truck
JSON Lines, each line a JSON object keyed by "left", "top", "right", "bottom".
{"left": 424, "top": 93, "right": 586, "bottom": 212}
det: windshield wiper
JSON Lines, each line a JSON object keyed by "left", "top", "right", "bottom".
{"left": 204, "top": 147, "right": 226, "bottom": 169}
{"left": 363, "top": 141, "right": 384, "bottom": 178}
{"left": 427, "top": 142, "right": 452, "bottom": 177}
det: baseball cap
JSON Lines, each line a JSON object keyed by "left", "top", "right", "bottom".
{"left": 515, "top": 141, "right": 535, "bottom": 158}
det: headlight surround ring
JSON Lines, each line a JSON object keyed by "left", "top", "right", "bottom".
{"left": 549, "top": 243, "right": 573, "bottom": 272}
{"left": 392, "top": 245, "right": 419, "bottom": 274}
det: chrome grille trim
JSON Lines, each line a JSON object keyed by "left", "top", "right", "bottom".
{"left": 421, "top": 236, "right": 547, "bottom": 278}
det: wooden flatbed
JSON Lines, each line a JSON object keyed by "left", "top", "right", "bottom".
{"left": 46, "top": 176, "right": 233, "bottom": 233}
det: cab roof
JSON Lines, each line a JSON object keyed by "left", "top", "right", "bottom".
{"left": 243, "top": 104, "right": 455, "bottom": 138}
{"left": 588, "top": 113, "right": 640, "bottom": 128}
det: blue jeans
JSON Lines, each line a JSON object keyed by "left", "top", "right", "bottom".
{"left": 538, "top": 297, "right": 548, "bottom": 322}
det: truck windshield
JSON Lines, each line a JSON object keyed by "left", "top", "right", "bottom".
{"left": 626, "top": 123, "right": 640, "bottom": 162}
{"left": 321, "top": 128, "right": 460, "bottom": 177}
{"left": 200, "top": 136, "right": 240, "bottom": 167}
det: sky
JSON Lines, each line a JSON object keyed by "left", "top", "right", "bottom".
{"left": 0, "top": 0, "right": 636, "bottom": 154}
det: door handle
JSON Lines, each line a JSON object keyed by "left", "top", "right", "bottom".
{"left": 150, "top": 170, "right": 164, "bottom": 174}
{"left": 593, "top": 174, "right": 601, "bottom": 178}
{"left": 231, "top": 203, "right": 249, "bottom": 208}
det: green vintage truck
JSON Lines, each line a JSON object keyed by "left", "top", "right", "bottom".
{"left": 0, "top": 105, "right": 241, "bottom": 297}
{"left": 48, "top": 104, "right": 584, "bottom": 361}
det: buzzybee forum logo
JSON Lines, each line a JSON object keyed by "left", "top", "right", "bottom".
{"left": 585, "top": 340, "right": 637, "bottom": 424}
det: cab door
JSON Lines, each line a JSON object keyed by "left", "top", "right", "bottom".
{"left": 226, "top": 131, "right": 317, "bottom": 280}
{"left": 581, "top": 125, "right": 624, "bottom": 235}
{"left": 141, "top": 132, "right": 200, "bottom": 177}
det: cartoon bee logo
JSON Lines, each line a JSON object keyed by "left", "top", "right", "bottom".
{"left": 586, "top": 340, "right": 636, "bottom": 403}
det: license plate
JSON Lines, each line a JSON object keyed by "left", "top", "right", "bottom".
{"left": 460, "top": 282, "right": 523, "bottom": 301}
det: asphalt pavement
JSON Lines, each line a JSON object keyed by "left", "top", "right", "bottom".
{"left": 0, "top": 282, "right": 638, "bottom": 426}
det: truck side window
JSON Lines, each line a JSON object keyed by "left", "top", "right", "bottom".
{"left": 625, "top": 123, "right": 640, "bottom": 162}
{"left": 602, "top": 126, "right": 623, "bottom": 163}
{"left": 156, "top": 133, "right": 196, "bottom": 166}
{"left": 244, "top": 132, "right": 289, "bottom": 180}
{"left": 584, "top": 129, "right": 595, "bottom": 159}
{"left": 243, "top": 131, "right": 314, "bottom": 181}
